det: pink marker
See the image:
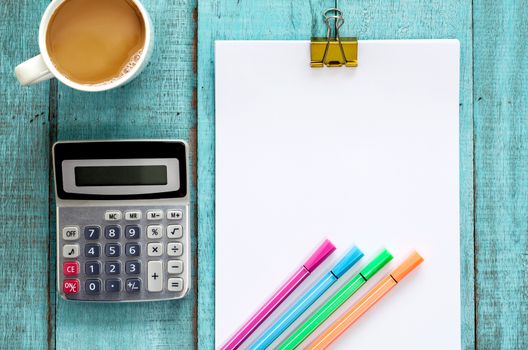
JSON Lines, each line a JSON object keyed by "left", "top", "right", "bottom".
{"left": 220, "top": 239, "right": 336, "bottom": 350}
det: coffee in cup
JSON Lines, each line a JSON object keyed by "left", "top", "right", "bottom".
{"left": 15, "top": 0, "right": 153, "bottom": 91}
{"left": 47, "top": 0, "right": 146, "bottom": 85}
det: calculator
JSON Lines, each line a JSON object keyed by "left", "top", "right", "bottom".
{"left": 53, "top": 140, "right": 190, "bottom": 302}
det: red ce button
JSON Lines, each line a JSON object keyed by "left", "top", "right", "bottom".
{"left": 63, "top": 262, "right": 79, "bottom": 276}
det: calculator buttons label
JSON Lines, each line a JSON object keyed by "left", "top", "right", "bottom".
{"left": 167, "top": 243, "right": 183, "bottom": 257}
{"left": 85, "top": 244, "right": 101, "bottom": 258}
{"left": 147, "top": 225, "right": 163, "bottom": 239}
{"left": 147, "top": 243, "right": 163, "bottom": 256}
{"left": 63, "top": 244, "right": 80, "bottom": 258}
{"left": 105, "top": 225, "right": 121, "bottom": 239}
{"left": 126, "top": 261, "right": 141, "bottom": 274}
{"left": 167, "top": 260, "right": 183, "bottom": 274}
{"left": 126, "top": 278, "right": 141, "bottom": 293}
{"left": 147, "top": 210, "right": 163, "bottom": 220}
{"left": 84, "top": 226, "right": 100, "bottom": 240}
{"left": 63, "top": 262, "right": 79, "bottom": 276}
{"left": 105, "top": 243, "right": 121, "bottom": 257}
{"left": 105, "top": 210, "right": 122, "bottom": 221}
{"left": 106, "top": 279, "right": 121, "bottom": 293}
{"left": 85, "top": 261, "right": 101, "bottom": 275}
{"left": 62, "top": 226, "right": 79, "bottom": 240}
{"left": 125, "top": 211, "right": 141, "bottom": 221}
{"left": 125, "top": 225, "right": 140, "bottom": 239}
{"left": 85, "top": 279, "right": 101, "bottom": 295}
{"left": 106, "top": 261, "right": 121, "bottom": 275}
{"left": 167, "top": 225, "right": 183, "bottom": 239}
{"left": 63, "top": 279, "right": 79, "bottom": 294}
{"left": 125, "top": 243, "right": 141, "bottom": 257}
{"left": 147, "top": 261, "right": 163, "bottom": 292}
{"left": 167, "top": 210, "right": 183, "bottom": 220}
{"left": 168, "top": 278, "right": 184, "bottom": 292}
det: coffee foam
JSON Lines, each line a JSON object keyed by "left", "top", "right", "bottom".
{"left": 89, "top": 49, "right": 143, "bottom": 86}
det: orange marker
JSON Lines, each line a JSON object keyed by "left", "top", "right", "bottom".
{"left": 307, "top": 252, "right": 424, "bottom": 350}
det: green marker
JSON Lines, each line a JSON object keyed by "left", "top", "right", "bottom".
{"left": 278, "top": 249, "right": 393, "bottom": 350}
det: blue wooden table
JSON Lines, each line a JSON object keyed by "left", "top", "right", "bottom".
{"left": 1, "top": 0, "right": 526, "bottom": 349}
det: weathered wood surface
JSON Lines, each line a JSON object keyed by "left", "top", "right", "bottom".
{"left": 0, "top": 0, "right": 52, "bottom": 349}
{"left": 197, "top": 1, "right": 475, "bottom": 349}
{"left": 52, "top": 0, "right": 198, "bottom": 349}
{"left": 197, "top": 2, "right": 328, "bottom": 348}
{"left": 1, "top": 0, "right": 527, "bottom": 348}
{"left": 473, "top": 1, "right": 528, "bottom": 349}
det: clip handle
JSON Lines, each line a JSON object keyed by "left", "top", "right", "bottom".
{"left": 310, "top": 7, "right": 358, "bottom": 68}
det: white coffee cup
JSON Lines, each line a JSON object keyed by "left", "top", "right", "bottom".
{"left": 15, "top": 0, "right": 154, "bottom": 92}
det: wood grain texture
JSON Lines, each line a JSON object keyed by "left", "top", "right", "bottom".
{"left": 0, "top": 1, "right": 52, "bottom": 349}
{"left": 331, "top": 4, "right": 476, "bottom": 347}
{"left": 3, "top": 0, "right": 528, "bottom": 348}
{"left": 197, "top": 2, "right": 331, "bottom": 348}
{"left": 473, "top": 1, "right": 528, "bottom": 348}
{"left": 197, "top": 1, "right": 474, "bottom": 349}
{"left": 52, "top": 1, "right": 197, "bottom": 349}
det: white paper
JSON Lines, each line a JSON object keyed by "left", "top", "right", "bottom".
{"left": 215, "top": 40, "right": 460, "bottom": 349}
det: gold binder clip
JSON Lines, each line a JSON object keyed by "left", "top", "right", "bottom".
{"left": 311, "top": 8, "right": 357, "bottom": 68}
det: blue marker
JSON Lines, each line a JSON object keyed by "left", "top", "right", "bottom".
{"left": 248, "top": 246, "right": 364, "bottom": 350}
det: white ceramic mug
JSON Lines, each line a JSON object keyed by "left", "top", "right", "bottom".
{"left": 15, "top": 0, "right": 154, "bottom": 92}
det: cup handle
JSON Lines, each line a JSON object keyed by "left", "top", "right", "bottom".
{"left": 15, "top": 54, "right": 54, "bottom": 86}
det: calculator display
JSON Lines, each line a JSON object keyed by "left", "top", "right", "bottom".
{"left": 53, "top": 141, "right": 187, "bottom": 200}
{"left": 75, "top": 165, "right": 168, "bottom": 187}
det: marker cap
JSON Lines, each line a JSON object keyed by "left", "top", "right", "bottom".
{"left": 331, "top": 246, "right": 364, "bottom": 278}
{"left": 360, "top": 249, "right": 393, "bottom": 280}
{"left": 391, "top": 251, "right": 424, "bottom": 282}
{"left": 303, "top": 239, "right": 336, "bottom": 272}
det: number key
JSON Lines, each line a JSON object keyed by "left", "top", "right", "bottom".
{"left": 105, "top": 243, "right": 121, "bottom": 257}
{"left": 105, "top": 261, "right": 121, "bottom": 275}
{"left": 105, "top": 225, "right": 121, "bottom": 239}
{"left": 85, "top": 261, "right": 101, "bottom": 275}
{"left": 84, "top": 226, "right": 100, "bottom": 240}
{"left": 126, "top": 243, "right": 141, "bottom": 257}
{"left": 126, "top": 261, "right": 141, "bottom": 274}
{"left": 85, "top": 279, "right": 101, "bottom": 295}
{"left": 125, "top": 225, "right": 140, "bottom": 239}
{"left": 85, "top": 244, "right": 101, "bottom": 258}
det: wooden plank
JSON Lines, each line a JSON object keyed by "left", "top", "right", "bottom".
{"left": 53, "top": 1, "right": 197, "bottom": 349}
{"left": 197, "top": 1, "right": 329, "bottom": 347}
{"left": 334, "top": 3, "right": 475, "bottom": 349}
{"left": 197, "top": 1, "right": 474, "bottom": 348}
{"left": 0, "top": 1, "right": 52, "bottom": 349}
{"left": 473, "top": 1, "right": 528, "bottom": 348}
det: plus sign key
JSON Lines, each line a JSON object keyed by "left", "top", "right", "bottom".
{"left": 147, "top": 261, "right": 163, "bottom": 292}
{"left": 63, "top": 279, "right": 79, "bottom": 294}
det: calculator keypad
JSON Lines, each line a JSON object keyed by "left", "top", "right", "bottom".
{"left": 58, "top": 205, "right": 189, "bottom": 301}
